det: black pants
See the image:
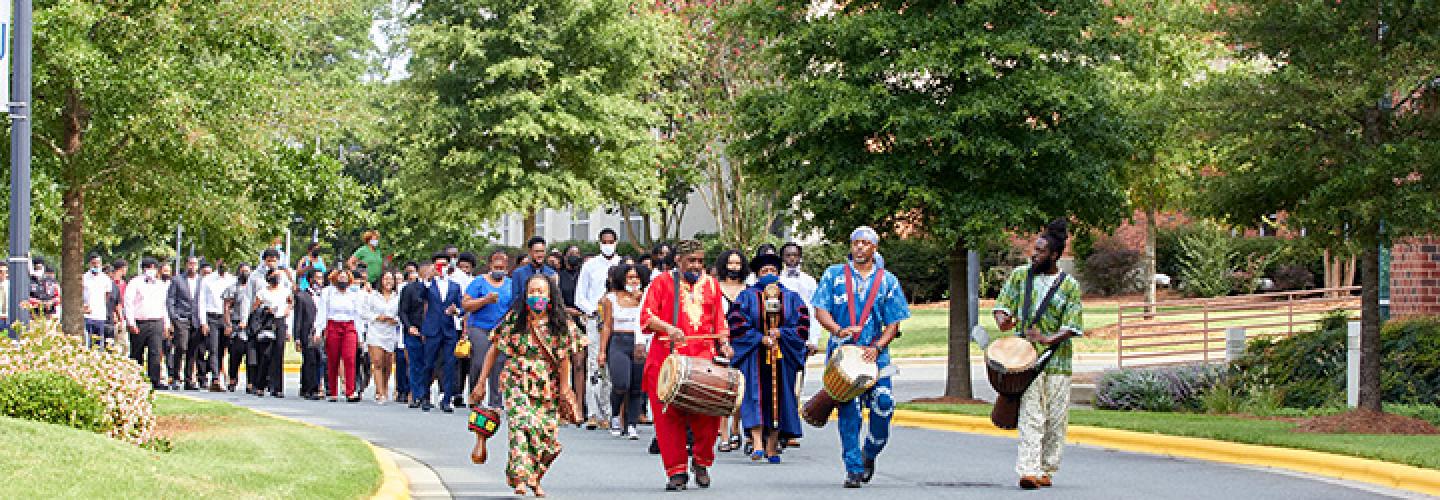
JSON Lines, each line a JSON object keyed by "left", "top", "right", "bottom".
{"left": 253, "top": 333, "right": 287, "bottom": 394}
{"left": 168, "top": 318, "right": 201, "bottom": 383}
{"left": 395, "top": 347, "right": 410, "bottom": 399}
{"left": 607, "top": 333, "right": 645, "bottom": 426}
{"left": 133, "top": 320, "right": 166, "bottom": 389}
{"left": 300, "top": 333, "right": 324, "bottom": 396}
{"left": 196, "top": 314, "right": 225, "bottom": 383}
{"left": 226, "top": 327, "right": 252, "bottom": 388}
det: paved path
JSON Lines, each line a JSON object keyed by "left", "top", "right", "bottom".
{"left": 189, "top": 359, "right": 1428, "bottom": 500}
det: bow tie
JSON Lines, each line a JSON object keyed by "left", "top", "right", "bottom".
{"left": 786, "top": 269, "right": 799, "bottom": 278}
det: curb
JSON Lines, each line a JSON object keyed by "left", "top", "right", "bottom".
{"left": 891, "top": 410, "right": 1440, "bottom": 497}
{"left": 160, "top": 393, "right": 410, "bottom": 499}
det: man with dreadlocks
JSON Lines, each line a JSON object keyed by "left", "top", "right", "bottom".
{"left": 993, "top": 219, "right": 1085, "bottom": 490}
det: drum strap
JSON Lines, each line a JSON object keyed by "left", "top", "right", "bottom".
{"left": 670, "top": 270, "right": 682, "bottom": 355}
{"left": 1020, "top": 268, "right": 1068, "bottom": 333}
{"left": 844, "top": 264, "right": 885, "bottom": 345}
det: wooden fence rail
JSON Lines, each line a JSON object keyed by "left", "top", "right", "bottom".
{"left": 1116, "top": 286, "right": 1361, "bottom": 368}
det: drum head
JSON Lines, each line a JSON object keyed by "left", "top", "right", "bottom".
{"left": 832, "top": 345, "right": 879, "bottom": 380}
{"left": 985, "top": 337, "right": 1038, "bottom": 372}
{"left": 656, "top": 355, "right": 685, "bottom": 402}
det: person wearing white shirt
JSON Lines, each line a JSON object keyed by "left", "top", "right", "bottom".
{"left": 574, "top": 229, "right": 623, "bottom": 426}
{"left": 82, "top": 254, "right": 113, "bottom": 349}
{"left": 778, "top": 242, "right": 820, "bottom": 449}
{"left": 125, "top": 258, "right": 172, "bottom": 390}
{"left": 363, "top": 272, "right": 403, "bottom": 404}
{"left": 198, "top": 261, "right": 231, "bottom": 391}
{"left": 252, "top": 268, "right": 293, "bottom": 397}
{"left": 447, "top": 252, "right": 477, "bottom": 408}
{"left": 316, "top": 270, "right": 364, "bottom": 402}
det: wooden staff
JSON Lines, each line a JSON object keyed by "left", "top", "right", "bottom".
{"left": 764, "top": 284, "right": 783, "bottom": 430}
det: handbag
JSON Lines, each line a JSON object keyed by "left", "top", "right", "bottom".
{"left": 531, "top": 318, "right": 582, "bottom": 424}
{"left": 455, "top": 337, "right": 472, "bottom": 358}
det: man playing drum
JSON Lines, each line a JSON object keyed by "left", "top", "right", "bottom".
{"left": 992, "top": 219, "right": 1084, "bottom": 490}
{"left": 640, "top": 239, "right": 733, "bottom": 491}
{"left": 727, "top": 252, "right": 810, "bottom": 463}
{"left": 812, "top": 226, "right": 911, "bottom": 488}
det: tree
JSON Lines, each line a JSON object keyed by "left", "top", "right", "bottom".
{"left": 398, "top": 0, "right": 683, "bottom": 244}
{"left": 732, "top": 0, "right": 1133, "bottom": 399}
{"left": 1195, "top": 1, "right": 1440, "bottom": 412}
{"left": 4, "top": 0, "right": 377, "bottom": 335}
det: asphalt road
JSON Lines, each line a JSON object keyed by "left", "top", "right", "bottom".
{"left": 184, "top": 362, "right": 1423, "bottom": 500}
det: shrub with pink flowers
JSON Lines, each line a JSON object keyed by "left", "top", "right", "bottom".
{"left": 0, "top": 316, "right": 154, "bottom": 445}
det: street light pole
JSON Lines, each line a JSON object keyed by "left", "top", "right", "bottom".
{"left": 6, "top": 0, "right": 33, "bottom": 338}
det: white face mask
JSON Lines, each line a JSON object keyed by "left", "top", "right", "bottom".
{"left": 600, "top": 243, "right": 617, "bottom": 257}
{"left": 144, "top": 269, "right": 158, "bottom": 279}
{"left": 625, "top": 283, "right": 640, "bottom": 294}
{"left": 370, "top": 239, "right": 379, "bottom": 247}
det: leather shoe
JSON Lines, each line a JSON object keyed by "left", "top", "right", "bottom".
{"left": 208, "top": 382, "right": 224, "bottom": 393}
{"left": 862, "top": 457, "right": 876, "bottom": 483}
{"left": 422, "top": 401, "right": 434, "bottom": 412}
{"left": 440, "top": 400, "right": 454, "bottom": 413}
{"left": 1038, "top": 475, "right": 1052, "bottom": 487}
{"left": 409, "top": 398, "right": 422, "bottom": 409}
{"left": 270, "top": 392, "right": 285, "bottom": 399}
{"left": 692, "top": 465, "right": 710, "bottom": 488}
{"left": 844, "top": 473, "right": 864, "bottom": 488}
{"left": 665, "top": 473, "right": 688, "bottom": 491}
{"left": 1020, "top": 476, "right": 1042, "bottom": 490}
{"left": 185, "top": 383, "right": 199, "bottom": 391}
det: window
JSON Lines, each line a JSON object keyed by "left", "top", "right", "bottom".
{"left": 570, "top": 206, "right": 591, "bottom": 241}
{"left": 500, "top": 214, "right": 512, "bottom": 246}
{"left": 617, "top": 206, "right": 646, "bottom": 244}
{"left": 533, "top": 209, "right": 547, "bottom": 240}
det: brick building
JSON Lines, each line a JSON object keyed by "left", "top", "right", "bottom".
{"left": 1389, "top": 237, "right": 1440, "bottom": 318}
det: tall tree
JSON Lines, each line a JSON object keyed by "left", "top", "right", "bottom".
{"left": 398, "top": 0, "right": 684, "bottom": 242}
{"left": 732, "top": 0, "right": 1133, "bottom": 398}
{"left": 5, "top": 0, "right": 376, "bottom": 335}
{"left": 1196, "top": 1, "right": 1440, "bottom": 412}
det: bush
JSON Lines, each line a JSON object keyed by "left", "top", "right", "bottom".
{"left": 1271, "top": 264, "right": 1315, "bottom": 291}
{"left": 0, "top": 318, "right": 155, "bottom": 444}
{"left": 1082, "top": 242, "right": 1143, "bottom": 296}
{"left": 799, "top": 240, "right": 951, "bottom": 304}
{"left": 1384, "top": 404, "right": 1440, "bottom": 428}
{"left": 1379, "top": 316, "right": 1440, "bottom": 405}
{"left": 1096, "top": 364, "right": 1227, "bottom": 412}
{"left": 1177, "top": 224, "right": 1237, "bottom": 298}
{"left": 0, "top": 371, "right": 107, "bottom": 432}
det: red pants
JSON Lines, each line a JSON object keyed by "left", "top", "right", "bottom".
{"left": 649, "top": 392, "right": 721, "bottom": 476}
{"left": 325, "top": 320, "right": 358, "bottom": 397}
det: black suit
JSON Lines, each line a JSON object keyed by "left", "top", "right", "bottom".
{"left": 398, "top": 281, "right": 427, "bottom": 400}
{"left": 293, "top": 289, "right": 322, "bottom": 397}
{"left": 167, "top": 274, "right": 203, "bottom": 384}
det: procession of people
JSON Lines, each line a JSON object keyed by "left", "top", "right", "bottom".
{"left": 70, "top": 219, "right": 1081, "bottom": 495}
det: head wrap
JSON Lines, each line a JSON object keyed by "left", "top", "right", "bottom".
{"left": 850, "top": 226, "right": 879, "bottom": 246}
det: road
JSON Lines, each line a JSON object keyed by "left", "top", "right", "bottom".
{"left": 184, "top": 360, "right": 1424, "bottom": 500}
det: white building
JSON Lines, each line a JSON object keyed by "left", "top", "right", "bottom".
{"left": 484, "top": 189, "right": 723, "bottom": 246}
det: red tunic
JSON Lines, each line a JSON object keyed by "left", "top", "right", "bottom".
{"left": 639, "top": 271, "right": 727, "bottom": 395}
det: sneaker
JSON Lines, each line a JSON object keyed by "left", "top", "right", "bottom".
{"left": 844, "top": 473, "right": 864, "bottom": 488}
{"left": 611, "top": 427, "right": 624, "bottom": 438}
{"left": 862, "top": 457, "right": 876, "bottom": 483}
{"left": 627, "top": 425, "right": 640, "bottom": 440}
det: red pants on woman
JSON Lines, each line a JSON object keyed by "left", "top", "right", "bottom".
{"left": 325, "top": 320, "right": 358, "bottom": 397}
{"left": 649, "top": 391, "right": 721, "bottom": 476}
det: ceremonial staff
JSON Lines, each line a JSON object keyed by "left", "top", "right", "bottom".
{"left": 763, "top": 283, "right": 783, "bottom": 430}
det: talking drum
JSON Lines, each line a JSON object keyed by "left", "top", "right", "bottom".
{"left": 468, "top": 406, "right": 501, "bottom": 464}
{"left": 985, "top": 336, "right": 1052, "bottom": 429}
{"left": 656, "top": 355, "right": 746, "bottom": 417}
{"left": 823, "top": 345, "right": 879, "bottom": 402}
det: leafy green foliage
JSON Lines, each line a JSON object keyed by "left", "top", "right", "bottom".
{"left": 0, "top": 371, "right": 107, "bottom": 433}
{"left": 1232, "top": 311, "right": 1350, "bottom": 409}
{"left": 1096, "top": 364, "right": 1226, "bottom": 412}
{"left": 1083, "top": 240, "right": 1143, "bottom": 296}
{"left": 1177, "top": 224, "right": 1238, "bottom": 297}
{"left": 1378, "top": 317, "right": 1440, "bottom": 405}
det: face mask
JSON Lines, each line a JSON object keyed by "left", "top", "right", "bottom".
{"left": 91, "top": 267, "right": 101, "bottom": 274}
{"left": 756, "top": 274, "right": 779, "bottom": 287}
{"left": 435, "top": 263, "right": 448, "bottom": 275}
{"left": 526, "top": 295, "right": 549, "bottom": 313}
{"left": 266, "top": 275, "right": 279, "bottom": 286}
{"left": 370, "top": 239, "right": 379, "bottom": 247}
{"left": 725, "top": 269, "right": 744, "bottom": 280}
{"left": 275, "top": 244, "right": 284, "bottom": 251}
{"left": 566, "top": 256, "right": 582, "bottom": 269}
{"left": 682, "top": 271, "right": 701, "bottom": 283}
{"left": 489, "top": 270, "right": 506, "bottom": 280}
{"left": 600, "top": 243, "right": 617, "bottom": 257}
{"left": 144, "top": 269, "right": 158, "bottom": 279}
{"left": 335, "top": 280, "right": 350, "bottom": 289}
{"left": 309, "top": 250, "right": 319, "bottom": 258}
{"left": 625, "top": 283, "right": 640, "bottom": 294}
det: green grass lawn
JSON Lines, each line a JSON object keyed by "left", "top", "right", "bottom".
{"left": 899, "top": 402, "right": 1440, "bottom": 470}
{"left": 890, "top": 306, "right": 1120, "bottom": 357}
{"left": 0, "top": 394, "right": 381, "bottom": 498}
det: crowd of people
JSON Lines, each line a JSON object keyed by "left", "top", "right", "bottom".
{"left": 53, "top": 220, "right": 1081, "bottom": 495}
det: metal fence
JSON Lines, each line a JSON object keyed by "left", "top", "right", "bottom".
{"left": 1116, "top": 286, "right": 1361, "bottom": 368}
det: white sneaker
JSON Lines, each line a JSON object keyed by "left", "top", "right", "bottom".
{"left": 611, "top": 426, "right": 623, "bottom": 438}
{"left": 627, "top": 425, "right": 640, "bottom": 440}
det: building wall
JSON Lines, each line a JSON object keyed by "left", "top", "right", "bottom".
{"left": 1390, "top": 236, "right": 1440, "bottom": 318}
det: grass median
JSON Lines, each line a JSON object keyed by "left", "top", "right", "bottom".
{"left": 0, "top": 393, "right": 381, "bottom": 498}
{"left": 900, "top": 402, "right": 1440, "bottom": 470}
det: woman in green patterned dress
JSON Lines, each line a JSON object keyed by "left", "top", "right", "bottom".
{"left": 472, "top": 273, "right": 586, "bottom": 497}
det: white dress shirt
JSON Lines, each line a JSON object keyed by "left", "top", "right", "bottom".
{"left": 200, "top": 274, "right": 230, "bottom": 315}
{"left": 125, "top": 275, "right": 172, "bottom": 330}
{"left": 574, "top": 253, "right": 622, "bottom": 316}
{"left": 83, "top": 270, "right": 112, "bottom": 321}
{"left": 314, "top": 285, "right": 363, "bottom": 333}
{"left": 450, "top": 270, "right": 472, "bottom": 330}
{"left": 779, "top": 266, "right": 821, "bottom": 347}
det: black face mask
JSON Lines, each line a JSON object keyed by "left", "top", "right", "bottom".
{"left": 725, "top": 269, "right": 744, "bottom": 280}
{"left": 266, "top": 275, "right": 279, "bottom": 286}
{"left": 566, "top": 256, "right": 582, "bottom": 269}
{"left": 237, "top": 273, "right": 249, "bottom": 285}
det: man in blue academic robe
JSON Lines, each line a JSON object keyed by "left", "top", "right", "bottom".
{"left": 727, "top": 253, "right": 810, "bottom": 463}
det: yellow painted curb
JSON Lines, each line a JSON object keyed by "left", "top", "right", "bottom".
{"left": 159, "top": 393, "right": 410, "bottom": 499}
{"left": 892, "top": 409, "right": 1440, "bottom": 497}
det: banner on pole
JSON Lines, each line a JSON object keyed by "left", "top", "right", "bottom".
{"left": 0, "top": 0, "right": 9, "bottom": 108}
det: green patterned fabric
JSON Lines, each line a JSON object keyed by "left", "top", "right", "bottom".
{"left": 992, "top": 265, "right": 1084, "bottom": 375}
{"left": 489, "top": 311, "right": 587, "bottom": 487}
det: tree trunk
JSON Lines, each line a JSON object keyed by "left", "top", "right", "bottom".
{"left": 523, "top": 210, "right": 537, "bottom": 242}
{"left": 1143, "top": 208, "right": 1158, "bottom": 319}
{"left": 1358, "top": 238, "right": 1382, "bottom": 413}
{"left": 642, "top": 213, "right": 654, "bottom": 247}
{"left": 620, "top": 205, "right": 645, "bottom": 254}
{"left": 943, "top": 237, "right": 974, "bottom": 399}
{"left": 60, "top": 186, "right": 86, "bottom": 336}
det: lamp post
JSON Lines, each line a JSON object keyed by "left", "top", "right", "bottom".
{"left": 6, "top": 0, "right": 33, "bottom": 338}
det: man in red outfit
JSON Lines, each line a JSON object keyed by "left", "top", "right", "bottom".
{"left": 641, "top": 239, "right": 733, "bottom": 491}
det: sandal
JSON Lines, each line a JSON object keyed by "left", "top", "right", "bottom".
{"left": 729, "top": 435, "right": 742, "bottom": 450}
{"left": 718, "top": 441, "right": 734, "bottom": 453}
